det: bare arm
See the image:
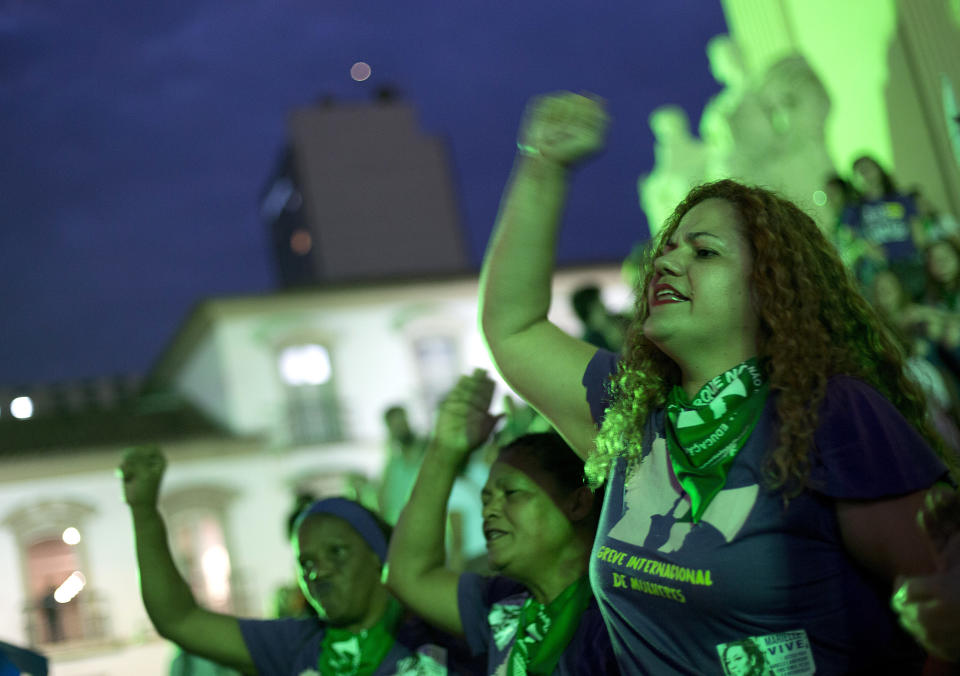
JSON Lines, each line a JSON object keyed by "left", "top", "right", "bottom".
{"left": 837, "top": 490, "right": 937, "bottom": 583}
{"left": 386, "top": 371, "right": 498, "bottom": 635}
{"left": 892, "top": 484, "right": 960, "bottom": 663}
{"left": 120, "top": 447, "right": 255, "bottom": 675}
{"left": 837, "top": 488, "right": 952, "bottom": 668}
{"left": 479, "top": 92, "right": 609, "bottom": 458}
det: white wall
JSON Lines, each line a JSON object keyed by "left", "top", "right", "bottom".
{"left": 177, "top": 267, "right": 628, "bottom": 445}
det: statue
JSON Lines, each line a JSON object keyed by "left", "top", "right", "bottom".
{"left": 638, "top": 105, "right": 707, "bottom": 237}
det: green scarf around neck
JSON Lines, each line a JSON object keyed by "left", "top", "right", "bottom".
{"left": 505, "top": 576, "right": 593, "bottom": 676}
{"left": 317, "top": 597, "right": 402, "bottom": 676}
{"left": 664, "top": 357, "right": 768, "bottom": 523}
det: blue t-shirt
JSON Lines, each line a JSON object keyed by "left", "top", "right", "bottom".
{"left": 583, "top": 349, "right": 947, "bottom": 676}
{"left": 238, "top": 613, "right": 476, "bottom": 675}
{"left": 457, "top": 573, "right": 618, "bottom": 675}
{"left": 844, "top": 194, "right": 918, "bottom": 261}
{"left": 0, "top": 640, "right": 47, "bottom": 676}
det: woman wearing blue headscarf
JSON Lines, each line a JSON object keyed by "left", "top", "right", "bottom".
{"left": 120, "top": 447, "right": 477, "bottom": 675}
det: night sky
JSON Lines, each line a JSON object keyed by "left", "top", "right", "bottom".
{"left": 0, "top": 1, "right": 726, "bottom": 387}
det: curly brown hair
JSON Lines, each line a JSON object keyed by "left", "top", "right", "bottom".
{"left": 587, "top": 179, "right": 952, "bottom": 493}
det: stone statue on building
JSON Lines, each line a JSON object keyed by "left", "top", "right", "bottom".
{"left": 638, "top": 105, "right": 707, "bottom": 237}
{"left": 745, "top": 54, "right": 834, "bottom": 228}
{"left": 639, "top": 37, "right": 835, "bottom": 234}
{"left": 699, "top": 34, "right": 757, "bottom": 182}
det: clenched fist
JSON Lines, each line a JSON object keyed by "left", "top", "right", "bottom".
{"left": 118, "top": 445, "right": 167, "bottom": 508}
{"left": 517, "top": 91, "right": 609, "bottom": 167}
{"left": 431, "top": 369, "right": 500, "bottom": 460}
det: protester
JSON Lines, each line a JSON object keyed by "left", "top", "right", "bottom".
{"left": 870, "top": 268, "right": 960, "bottom": 453}
{"left": 119, "top": 446, "right": 476, "bottom": 675}
{"left": 478, "top": 90, "right": 955, "bottom": 673}
{"left": 570, "top": 284, "right": 625, "bottom": 352}
{"left": 843, "top": 154, "right": 925, "bottom": 297}
{"left": 925, "top": 239, "right": 960, "bottom": 313}
{"left": 821, "top": 173, "right": 875, "bottom": 271}
{"left": 387, "top": 370, "right": 617, "bottom": 675}
{"left": 378, "top": 406, "right": 428, "bottom": 525}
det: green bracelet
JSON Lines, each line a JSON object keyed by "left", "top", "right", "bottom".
{"left": 516, "top": 142, "right": 541, "bottom": 157}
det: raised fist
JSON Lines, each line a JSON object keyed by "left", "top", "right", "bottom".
{"left": 118, "top": 445, "right": 167, "bottom": 508}
{"left": 518, "top": 91, "right": 609, "bottom": 167}
{"left": 432, "top": 369, "right": 500, "bottom": 459}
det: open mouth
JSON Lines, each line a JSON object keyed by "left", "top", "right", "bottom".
{"left": 652, "top": 284, "right": 689, "bottom": 304}
{"left": 484, "top": 529, "right": 508, "bottom": 543}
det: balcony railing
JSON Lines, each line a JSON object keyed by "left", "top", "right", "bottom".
{"left": 23, "top": 589, "right": 110, "bottom": 648}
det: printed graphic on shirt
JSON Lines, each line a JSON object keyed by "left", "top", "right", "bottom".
{"left": 716, "top": 630, "right": 814, "bottom": 676}
{"left": 861, "top": 201, "right": 909, "bottom": 243}
{"left": 608, "top": 435, "right": 758, "bottom": 551}
{"left": 487, "top": 601, "right": 523, "bottom": 650}
{"left": 391, "top": 644, "right": 448, "bottom": 675}
{"left": 297, "top": 645, "right": 449, "bottom": 675}
{"left": 596, "top": 435, "right": 758, "bottom": 604}
{"left": 328, "top": 635, "right": 362, "bottom": 673}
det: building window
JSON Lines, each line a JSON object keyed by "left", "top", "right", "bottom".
{"left": 168, "top": 509, "right": 233, "bottom": 612}
{"left": 26, "top": 538, "right": 86, "bottom": 644}
{"left": 411, "top": 334, "right": 459, "bottom": 413}
{"left": 161, "top": 485, "right": 246, "bottom": 616}
{"left": 278, "top": 343, "right": 343, "bottom": 445}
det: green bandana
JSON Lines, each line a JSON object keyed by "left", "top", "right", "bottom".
{"left": 664, "top": 358, "right": 768, "bottom": 523}
{"left": 505, "top": 576, "right": 593, "bottom": 675}
{"left": 317, "top": 597, "right": 402, "bottom": 676}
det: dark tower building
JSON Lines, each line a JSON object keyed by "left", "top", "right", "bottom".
{"left": 260, "top": 96, "right": 470, "bottom": 287}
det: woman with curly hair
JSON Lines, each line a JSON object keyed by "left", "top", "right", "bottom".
{"left": 478, "top": 91, "right": 956, "bottom": 674}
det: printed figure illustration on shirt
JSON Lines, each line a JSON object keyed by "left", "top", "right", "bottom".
{"left": 717, "top": 630, "right": 814, "bottom": 676}
{"left": 328, "top": 635, "right": 362, "bottom": 673}
{"left": 608, "top": 435, "right": 758, "bottom": 551}
{"left": 487, "top": 601, "right": 523, "bottom": 650}
{"left": 391, "top": 646, "right": 449, "bottom": 676}
{"left": 296, "top": 648, "right": 449, "bottom": 676}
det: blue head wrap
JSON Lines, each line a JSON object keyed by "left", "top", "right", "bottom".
{"left": 292, "top": 497, "right": 388, "bottom": 563}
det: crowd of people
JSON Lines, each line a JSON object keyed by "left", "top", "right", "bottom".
{"left": 823, "top": 156, "right": 960, "bottom": 457}
{"left": 116, "top": 91, "right": 960, "bottom": 675}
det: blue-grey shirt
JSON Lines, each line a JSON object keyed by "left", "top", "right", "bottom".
{"left": 584, "top": 348, "right": 946, "bottom": 675}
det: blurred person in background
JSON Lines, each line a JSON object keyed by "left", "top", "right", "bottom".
{"left": 925, "top": 239, "right": 960, "bottom": 314}
{"left": 378, "top": 405, "right": 427, "bottom": 526}
{"left": 910, "top": 188, "right": 960, "bottom": 249}
{"left": 570, "top": 284, "right": 626, "bottom": 352}
{"left": 843, "top": 155, "right": 925, "bottom": 298}
{"left": 871, "top": 268, "right": 960, "bottom": 455}
{"left": 821, "top": 173, "right": 877, "bottom": 272}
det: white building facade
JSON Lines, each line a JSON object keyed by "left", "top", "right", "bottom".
{"left": 0, "top": 266, "right": 627, "bottom": 676}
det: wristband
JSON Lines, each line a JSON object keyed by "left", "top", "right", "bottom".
{"left": 516, "top": 142, "right": 541, "bottom": 157}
